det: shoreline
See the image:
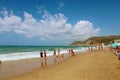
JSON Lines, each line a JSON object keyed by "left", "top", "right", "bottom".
{"left": 9, "top": 50, "right": 120, "bottom": 80}
{"left": 0, "top": 50, "right": 87, "bottom": 62}
{"left": 0, "top": 51, "right": 77, "bottom": 80}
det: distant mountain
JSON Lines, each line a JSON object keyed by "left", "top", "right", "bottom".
{"left": 70, "top": 35, "right": 120, "bottom": 46}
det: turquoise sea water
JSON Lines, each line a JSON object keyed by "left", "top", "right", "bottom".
{"left": 0, "top": 46, "right": 88, "bottom": 61}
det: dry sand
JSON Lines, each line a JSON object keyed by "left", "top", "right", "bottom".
{"left": 2, "top": 51, "right": 120, "bottom": 80}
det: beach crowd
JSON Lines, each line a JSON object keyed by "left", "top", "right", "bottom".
{"left": 39, "top": 48, "right": 75, "bottom": 66}
{"left": 0, "top": 44, "right": 120, "bottom": 65}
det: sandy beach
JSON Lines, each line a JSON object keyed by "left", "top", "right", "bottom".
{"left": 1, "top": 50, "right": 120, "bottom": 80}
{"left": 0, "top": 53, "right": 70, "bottom": 80}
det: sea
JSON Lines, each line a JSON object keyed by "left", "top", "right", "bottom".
{"left": 0, "top": 46, "right": 88, "bottom": 62}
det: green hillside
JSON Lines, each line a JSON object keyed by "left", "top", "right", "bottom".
{"left": 70, "top": 35, "right": 120, "bottom": 46}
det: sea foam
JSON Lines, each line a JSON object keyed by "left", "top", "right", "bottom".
{"left": 0, "top": 47, "right": 88, "bottom": 62}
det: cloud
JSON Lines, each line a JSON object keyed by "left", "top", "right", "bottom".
{"left": 36, "top": 5, "right": 46, "bottom": 14}
{"left": 58, "top": 1, "right": 64, "bottom": 10}
{"left": 0, "top": 10, "right": 100, "bottom": 41}
{"left": 0, "top": 11, "right": 22, "bottom": 32}
{"left": 73, "top": 21, "right": 100, "bottom": 40}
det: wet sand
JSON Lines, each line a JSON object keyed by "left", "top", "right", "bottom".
{"left": 1, "top": 51, "right": 120, "bottom": 80}
{"left": 0, "top": 53, "right": 70, "bottom": 80}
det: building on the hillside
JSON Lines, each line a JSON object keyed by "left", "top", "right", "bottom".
{"left": 114, "top": 39, "right": 120, "bottom": 43}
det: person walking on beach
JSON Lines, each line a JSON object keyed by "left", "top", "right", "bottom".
{"left": 88, "top": 46, "right": 91, "bottom": 53}
{"left": 43, "top": 50, "right": 47, "bottom": 66}
{"left": 40, "top": 50, "right": 44, "bottom": 66}
{"left": 90, "top": 46, "right": 93, "bottom": 52}
{"left": 43, "top": 50, "right": 47, "bottom": 60}
{"left": 68, "top": 48, "right": 71, "bottom": 56}
{"left": 53, "top": 49, "right": 57, "bottom": 63}
{"left": 58, "top": 48, "right": 60, "bottom": 58}
{"left": 71, "top": 49, "right": 75, "bottom": 56}
{"left": 40, "top": 50, "right": 44, "bottom": 59}
{"left": 58, "top": 48, "right": 60, "bottom": 55}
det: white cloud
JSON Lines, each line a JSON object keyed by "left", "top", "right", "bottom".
{"left": 0, "top": 10, "right": 8, "bottom": 16}
{"left": 0, "top": 11, "right": 22, "bottom": 32}
{"left": 0, "top": 10, "right": 100, "bottom": 41}
{"left": 58, "top": 1, "right": 64, "bottom": 10}
{"left": 36, "top": 5, "right": 46, "bottom": 14}
{"left": 73, "top": 21, "right": 100, "bottom": 40}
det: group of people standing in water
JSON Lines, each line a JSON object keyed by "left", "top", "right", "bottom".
{"left": 40, "top": 48, "right": 75, "bottom": 66}
{"left": 40, "top": 50, "right": 47, "bottom": 66}
{"left": 0, "top": 48, "right": 75, "bottom": 65}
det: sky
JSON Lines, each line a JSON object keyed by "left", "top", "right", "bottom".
{"left": 0, "top": 0, "right": 120, "bottom": 45}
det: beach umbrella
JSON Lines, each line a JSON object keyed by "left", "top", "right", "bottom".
{"left": 108, "top": 43, "right": 116, "bottom": 48}
{"left": 108, "top": 43, "right": 120, "bottom": 48}
{"left": 116, "top": 43, "right": 120, "bottom": 46}
{"left": 111, "top": 43, "right": 116, "bottom": 48}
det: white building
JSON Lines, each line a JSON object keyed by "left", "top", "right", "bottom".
{"left": 114, "top": 39, "right": 120, "bottom": 43}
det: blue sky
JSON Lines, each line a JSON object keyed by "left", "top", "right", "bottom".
{"left": 0, "top": 0, "right": 120, "bottom": 45}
